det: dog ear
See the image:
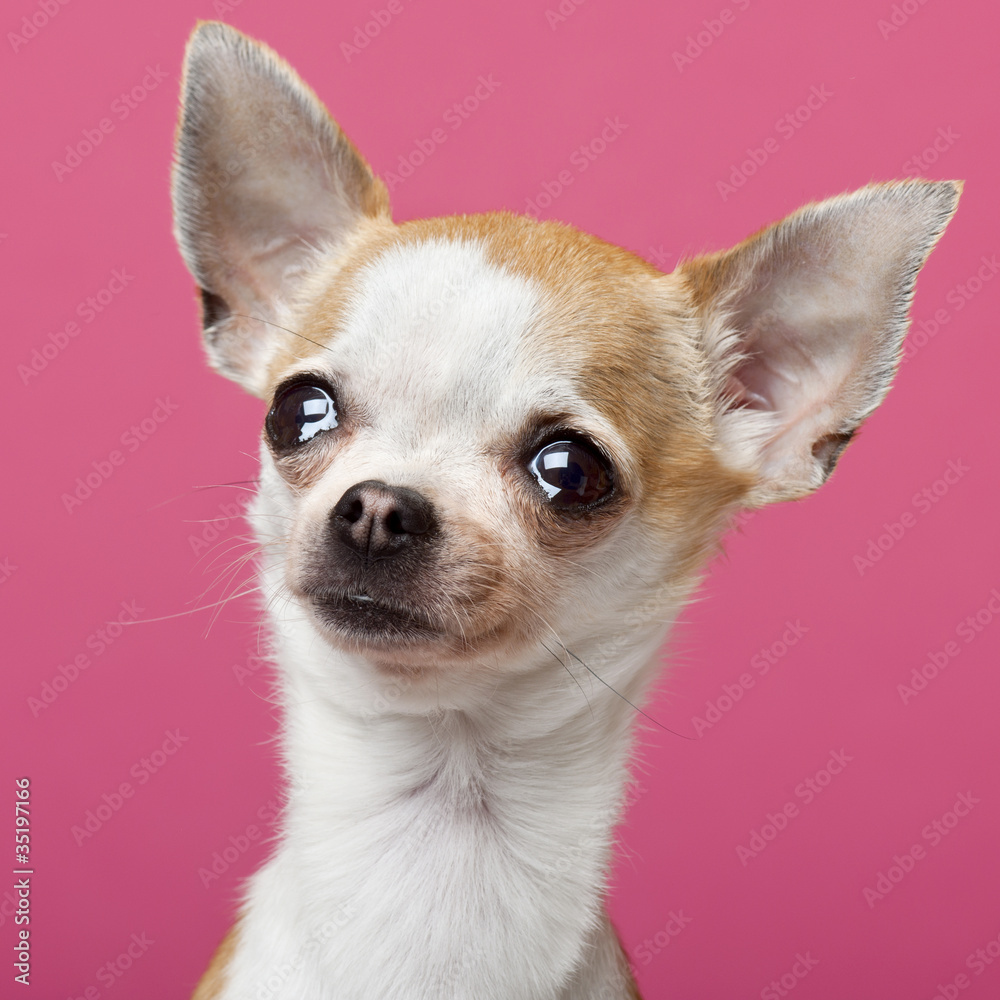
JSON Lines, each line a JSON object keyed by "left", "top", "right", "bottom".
{"left": 678, "top": 180, "right": 961, "bottom": 505}
{"left": 171, "top": 21, "right": 390, "bottom": 395}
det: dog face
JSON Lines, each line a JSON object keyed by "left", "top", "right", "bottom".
{"left": 172, "top": 23, "right": 959, "bottom": 681}
{"left": 251, "top": 219, "right": 749, "bottom": 675}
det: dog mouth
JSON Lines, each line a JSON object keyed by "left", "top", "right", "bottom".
{"left": 308, "top": 589, "right": 443, "bottom": 645}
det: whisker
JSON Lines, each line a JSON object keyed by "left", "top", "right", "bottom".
{"left": 230, "top": 313, "right": 335, "bottom": 355}
{"left": 540, "top": 639, "right": 595, "bottom": 722}
{"left": 120, "top": 588, "right": 262, "bottom": 626}
{"left": 145, "top": 480, "right": 260, "bottom": 512}
{"left": 562, "top": 646, "right": 694, "bottom": 740}
{"left": 190, "top": 554, "right": 260, "bottom": 610}
{"left": 204, "top": 570, "right": 261, "bottom": 637}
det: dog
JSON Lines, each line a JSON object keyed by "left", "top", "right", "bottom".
{"left": 171, "top": 21, "right": 960, "bottom": 1000}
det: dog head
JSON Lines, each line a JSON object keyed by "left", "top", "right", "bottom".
{"left": 172, "top": 23, "right": 959, "bottom": 686}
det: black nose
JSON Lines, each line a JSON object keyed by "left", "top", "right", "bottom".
{"left": 331, "top": 480, "right": 435, "bottom": 561}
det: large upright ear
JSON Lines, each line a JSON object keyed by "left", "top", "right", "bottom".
{"left": 171, "top": 21, "right": 390, "bottom": 395}
{"left": 679, "top": 180, "right": 961, "bottom": 505}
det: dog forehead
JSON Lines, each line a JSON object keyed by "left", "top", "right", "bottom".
{"left": 336, "top": 237, "right": 551, "bottom": 424}
{"left": 293, "top": 234, "right": 628, "bottom": 444}
{"left": 286, "top": 215, "right": 691, "bottom": 447}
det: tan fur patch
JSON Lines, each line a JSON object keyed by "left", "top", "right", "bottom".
{"left": 190, "top": 923, "right": 238, "bottom": 999}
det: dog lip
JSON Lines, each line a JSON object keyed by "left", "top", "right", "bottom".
{"left": 308, "top": 588, "right": 441, "bottom": 642}
{"left": 319, "top": 590, "right": 417, "bottom": 615}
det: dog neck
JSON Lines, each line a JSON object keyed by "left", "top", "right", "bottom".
{"left": 229, "top": 547, "right": 673, "bottom": 998}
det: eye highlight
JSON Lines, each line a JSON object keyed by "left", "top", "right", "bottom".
{"left": 528, "top": 439, "right": 613, "bottom": 508}
{"left": 266, "top": 381, "right": 339, "bottom": 451}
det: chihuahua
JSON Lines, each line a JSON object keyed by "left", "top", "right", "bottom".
{"left": 172, "top": 21, "right": 960, "bottom": 1000}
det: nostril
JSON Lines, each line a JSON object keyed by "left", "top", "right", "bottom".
{"left": 395, "top": 503, "right": 431, "bottom": 535}
{"left": 385, "top": 509, "right": 406, "bottom": 535}
{"left": 333, "top": 488, "right": 368, "bottom": 525}
{"left": 343, "top": 498, "right": 364, "bottom": 524}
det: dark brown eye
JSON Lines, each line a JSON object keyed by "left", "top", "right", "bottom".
{"left": 266, "top": 383, "right": 338, "bottom": 450}
{"left": 528, "top": 440, "right": 613, "bottom": 508}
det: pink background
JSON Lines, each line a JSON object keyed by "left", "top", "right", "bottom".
{"left": 2, "top": 0, "right": 998, "bottom": 997}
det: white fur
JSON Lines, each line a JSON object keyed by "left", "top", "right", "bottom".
{"left": 212, "top": 239, "right": 694, "bottom": 999}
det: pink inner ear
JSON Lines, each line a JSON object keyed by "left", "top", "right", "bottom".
{"left": 723, "top": 368, "right": 773, "bottom": 411}
{"left": 725, "top": 294, "right": 842, "bottom": 426}
{"left": 726, "top": 338, "right": 782, "bottom": 411}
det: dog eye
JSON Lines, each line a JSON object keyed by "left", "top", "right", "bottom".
{"left": 528, "top": 440, "right": 613, "bottom": 508}
{"left": 266, "top": 383, "right": 339, "bottom": 450}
